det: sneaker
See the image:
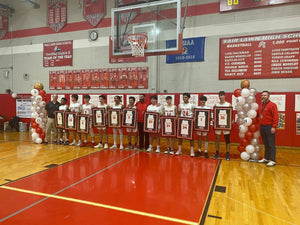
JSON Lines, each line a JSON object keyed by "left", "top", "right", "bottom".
{"left": 69, "top": 141, "right": 77, "bottom": 146}
{"left": 104, "top": 143, "right": 108, "bottom": 149}
{"left": 120, "top": 145, "right": 124, "bottom": 150}
{"left": 58, "top": 140, "right": 64, "bottom": 145}
{"left": 44, "top": 142, "right": 48, "bottom": 145}
{"left": 125, "top": 145, "right": 132, "bottom": 150}
{"left": 146, "top": 146, "right": 153, "bottom": 152}
{"left": 195, "top": 151, "right": 202, "bottom": 157}
{"left": 213, "top": 152, "right": 220, "bottom": 159}
{"left": 225, "top": 153, "right": 231, "bottom": 161}
{"left": 164, "top": 148, "right": 171, "bottom": 154}
{"left": 110, "top": 145, "right": 117, "bottom": 150}
{"left": 134, "top": 145, "right": 139, "bottom": 150}
{"left": 53, "top": 140, "right": 58, "bottom": 144}
{"left": 169, "top": 150, "right": 174, "bottom": 155}
{"left": 204, "top": 152, "right": 209, "bottom": 158}
{"left": 190, "top": 150, "right": 195, "bottom": 157}
{"left": 258, "top": 158, "right": 269, "bottom": 163}
{"left": 155, "top": 147, "right": 160, "bottom": 153}
{"left": 94, "top": 143, "right": 103, "bottom": 148}
{"left": 175, "top": 149, "right": 182, "bottom": 155}
{"left": 76, "top": 141, "right": 82, "bottom": 147}
{"left": 267, "top": 161, "right": 276, "bottom": 167}
{"left": 64, "top": 140, "right": 70, "bottom": 145}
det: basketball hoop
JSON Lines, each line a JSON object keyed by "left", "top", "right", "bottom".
{"left": 127, "top": 33, "right": 148, "bottom": 57}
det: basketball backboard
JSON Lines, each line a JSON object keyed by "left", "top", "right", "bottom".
{"left": 110, "top": 0, "right": 182, "bottom": 57}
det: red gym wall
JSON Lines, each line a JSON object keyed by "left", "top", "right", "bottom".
{"left": 0, "top": 92, "right": 299, "bottom": 147}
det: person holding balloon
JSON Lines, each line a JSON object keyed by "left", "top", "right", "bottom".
{"left": 44, "top": 94, "right": 60, "bottom": 144}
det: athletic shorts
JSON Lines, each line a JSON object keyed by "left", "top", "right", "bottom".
{"left": 215, "top": 130, "right": 230, "bottom": 135}
{"left": 197, "top": 131, "right": 208, "bottom": 136}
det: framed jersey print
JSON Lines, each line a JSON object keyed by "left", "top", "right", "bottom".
{"left": 54, "top": 111, "right": 65, "bottom": 128}
{"left": 122, "top": 108, "right": 137, "bottom": 128}
{"left": 108, "top": 109, "right": 122, "bottom": 128}
{"left": 77, "top": 114, "right": 90, "bottom": 133}
{"left": 177, "top": 117, "right": 194, "bottom": 140}
{"left": 194, "top": 108, "right": 211, "bottom": 132}
{"left": 161, "top": 116, "right": 177, "bottom": 137}
{"left": 92, "top": 108, "right": 106, "bottom": 127}
{"left": 214, "top": 106, "right": 233, "bottom": 131}
{"left": 65, "top": 112, "right": 77, "bottom": 131}
{"left": 144, "top": 112, "right": 159, "bottom": 133}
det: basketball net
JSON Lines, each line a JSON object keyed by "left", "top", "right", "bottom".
{"left": 127, "top": 34, "right": 148, "bottom": 57}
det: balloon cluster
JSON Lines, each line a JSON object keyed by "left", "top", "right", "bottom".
{"left": 234, "top": 79, "right": 261, "bottom": 161}
{"left": 30, "top": 82, "right": 46, "bottom": 144}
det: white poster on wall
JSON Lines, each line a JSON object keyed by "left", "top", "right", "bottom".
{"left": 270, "top": 95, "right": 286, "bottom": 112}
{"left": 90, "top": 95, "right": 99, "bottom": 107}
{"left": 180, "top": 94, "right": 198, "bottom": 106}
{"left": 158, "top": 94, "right": 175, "bottom": 106}
{"left": 295, "top": 95, "right": 300, "bottom": 111}
{"left": 232, "top": 95, "right": 237, "bottom": 110}
{"left": 107, "top": 94, "right": 124, "bottom": 107}
{"left": 126, "top": 95, "right": 140, "bottom": 106}
{"left": 16, "top": 99, "right": 32, "bottom": 118}
{"left": 205, "top": 95, "right": 219, "bottom": 109}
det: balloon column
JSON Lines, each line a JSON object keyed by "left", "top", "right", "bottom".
{"left": 30, "top": 82, "right": 46, "bottom": 144}
{"left": 234, "top": 79, "right": 261, "bottom": 161}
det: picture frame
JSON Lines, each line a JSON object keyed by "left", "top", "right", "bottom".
{"left": 65, "top": 112, "right": 77, "bottom": 131}
{"left": 194, "top": 108, "right": 211, "bottom": 132}
{"left": 92, "top": 108, "right": 106, "bottom": 127}
{"left": 144, "top": 112, "right": 159, "bottom": 133}
{"left": 161, "top": 116, "right": 177, "bottom": 137}
{"left": 177, "top": 117, "right": 194, "bottom": 140}
{"left": 107, "top": 109, "right": 122, "bottom": 128}
{"left": 122, "top": 108, "right": 137, "bottom": 128}
{"left": 213, "top": 106, "right": 233, "bottom": 131}
{"left": 54, "top": 111, "right": 65, "bottom": 128}
{"left": 77, "top": 114, "right": 90, "bottom": 133}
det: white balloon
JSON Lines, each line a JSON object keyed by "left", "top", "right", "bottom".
{"left": 253, "top": 131, "right": 260, "bottom": 138}
{"left": 250, "top": 88, "right": 257, "bottom": 96}
{"left": 32, "top": 101, "right": 38, "bottom": 107}
{"left": 239, "top": 132, "right": 245, "bottom": 138}
{"left": 236, "top": 96, "right": 246, "bottom": 106}
{"left": 241, "top": 88, "right": 250, "bottom": 98}
{"left": 35, "top": 138, "right": 43, "bottom": 144}
{"left": 241, "top": 151, "right": 250, "bottom": 161}
{"left": 246, "top": 144, "right": 255, "bottom": 154}
{"left": 242, "top": 103, "right": 251, "bottom": 112}
{"left": 12, "top": 93, "right": 18, "bottom": 98}
{"left": 250, "top": 152, "right": 260, "bottom": 160}
{"left": 31, "top": 96, "right": 36, "bottom": 102}
{"left": 239, "top": 124, "right": 248, "bottom": 133}
{"left": 35, "top": 117, "right": 42, "bottom": 124}
{"left": 255, "top": 145, "right": 262, "bottom": 152}
{"left": 40, "top": 123, "right": 45, "bottom": 128}
{"left": 31, "top": 106, "right": 36, "bottom": 112}
{"left": 32, "top": 132, "right": 39, "bottom": 140}
{"left": 246, "top": 96, "right": 255, "bottom": 104}
{"left": 31, "top": 112, "right": 38, "bottom": 118}
{"left": 251, "top": 102, "right": 259, "bottom": 111}
{"left": 35, "top": 106, "right": 41, "bottom": 113}
{"left": 250, "top": 138, "right": 260, "bottom": 146}
{"left": 39, "top": 112, "right": 45, "bottom": 118}
{"left": 36, "top": 95, "right": 42, "bottom": 102}
{"left": 243, "top": 117, "right": 252, "bottom": 126}
{"left": 31, "top": 89, "right": 39, "bottom": 96}
{"left": 247, "top": 109, "right": 257, "bottom": 119}
{"left": 237, "top": 111, "right": 246, "bottom": 119}
{"left": 236, "top": 105, "right": 243, "bottom": 111}
{"left": 39, "top": 101, "right": 46, "bottom": 107}
{"left": 31, "top": 128, "right": 36, "bottom": 133}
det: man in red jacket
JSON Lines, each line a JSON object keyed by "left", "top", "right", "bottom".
{"left": 258, "top": 91, "right": 279, "bottom": 167}
{"left": 136, "top": 94, "right": 149, "bottom": 150}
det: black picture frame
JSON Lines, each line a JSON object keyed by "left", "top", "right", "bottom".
{"left": 65, "top": 112, "right": 77, "bottom": 131}
{"left": 213, "top": 106, "right": 233, "bottom": 131}
{"left": 122, "top": 108, "right": 137, "bottom": 128}
{"left": 177, "top": 117, "right": 194, "bottom": 140}
{"left": 77, "top": 114, "right": 90, "bottom": 133}
{"left": 144, "top": 112, "right": 159, "bottom": 133}
{"left": 194, "top": 108, "right": 211, "bottom": 132}
{"left": 54, "top": 111, "right": 65, "bottom": 129}
{"left": 92, "top": 108, "right": 106, "bottom": 127}
{"left": 108, "top": 109, "right": 122, "bottom": 128}
{"left": 161, "top": 116, "right": 177, "bottom": 137}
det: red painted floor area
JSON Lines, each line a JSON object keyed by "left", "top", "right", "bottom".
{"left": 0, "top": 150, "right": 219, "bottom": 225}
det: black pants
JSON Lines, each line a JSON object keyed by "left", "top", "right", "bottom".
{"left": 138, "top": 122, "right": 149, "bottom": 149}
{"left": 260, "top": 125, "right": 276, "bottom": 161}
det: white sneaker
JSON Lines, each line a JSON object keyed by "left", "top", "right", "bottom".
{"left": 110, "top": 145, "right": 117, "bottom": 150}
{"left": 258, "top": 158, "right": 269, "bottom": 163}
{"left": 134, "top": 145, "right": 139, "bottom": 150}
{"left": 69, "top": 140, "right": 77, "bottom": 146}
{"left": 125, "top": 145, "right": 132, "bottom": 150}
{"left": 155, "top": 147, "right": 160, "bottom": 153}
{"left": 94, "top": 143, "right": 103, "bottom": 148}
{"left": 175, "top": 149, "right": 182, "bottom": 155}
{"left": 146, "top": 146, "right": 153, "bottom": 152}
{"left": 267, "top": 161, "right": 276, "bottom": 167}
{"left": 120, "top": 145, "right": 124, "bottom": 150}
{"left": 76, "top": 141, "right": 82, "bottom": 147}
{"left": 169, "top": 150, "right": 174, "bottom": 155}
{"left": 104, "top": 143, "right": 108, "bottom": 149}
{"left": 164, "top": 150, "right": 169, "bottom": 154}
{"left": 190, "top": 150, "right": 195, "bottom": 157}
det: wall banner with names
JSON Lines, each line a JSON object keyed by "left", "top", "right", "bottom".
{"left": 220, "top": 0, "right": 300, "bottom": 12}
{"left": 47, "top": 0, "right": 67, "bottom": 32}
{"left": 16, "top": 99, "right": 32, "bottom": 118}
{"left": 0, "top": 10, "right": 8, "bottom": 40}
{"left": 166, "top": 37, "right": 205, "bottom": 63}
{"left": 83, "top": 0, "right": 105, "bottom": 27}
{"left": 220, "top": 32, "right": 300, "bottom": 80}
{"left": 44, "top": 40, "right": 73, "bottom": 67}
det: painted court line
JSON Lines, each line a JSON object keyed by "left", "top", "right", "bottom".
{"left": 0, "top": 186, "right": 198, "bottom": 225}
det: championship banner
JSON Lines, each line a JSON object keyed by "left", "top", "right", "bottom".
{"left": 166, "top": 37, "right": 205, "bottom": 63}
{"left": 73, "top": 70, "right": 83, "bottom": 89}
{"left": 43, "top": 40, "right": 73, "bottom": 67}
{"left": 220, "top": 32, "right": 300, "bottom": 80}
{"left": 100, "top": 69, "right": 109, "bottom": 89}
{"left": 118, "top": 68, "right": 128, "bottom": 89}
{"left": 138, "top": 67, "right": 148, "bottom": 89}
{"left": 49, "top": 71, "right": 58, "bottom": 90}
{"left": 47, "top": 0, "right": 67, "bottom": 32}
{"left": 91, "top": 69, "right": 101, "bottom": 89}
{"left": 0, "top": 10, "right": 9, "bottom": 40}
{"left": 220, "top": 0, "right": 300, "bottom": 12}
{"left": 65, "top": 71, "right": 74, "bottom": 89}
{"left": 82, "top": 70, "right": 92, "bottom": 89}
{"left": 83, "top": 0, "right": 105, "bottom": 27}
{"left": 128, "top": 67, "right": 138, "bottom": 89}
{"left": 109, "top": 69, "right": 119, "bottom": 88}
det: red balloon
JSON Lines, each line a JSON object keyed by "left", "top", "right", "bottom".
{"left": 252, "top": 117, "right": 259, "bottom": 124}
{"left": 39, "top": 90, "right": 46, "bottom": 96}
{"left": 234, "top": 89, "right": 241, "bottom": 97}
{"left": 40, "top": 132, "right": 45, "bottom": 139}
{"left": 31, "top": 122, "right": 38, "bottom": 129}
{"left": 245, "top": 131, "right": 254, "bottom": 141}
{"left": 237, "top": 145, "right": 245, "bottom": 153}
{"left": 241, "top": 138, "right": 249, "bottom": 147}
{"left": 249, "top": 124, "right": 258, "bottom": 132}
{"left": 31, "top": 118, "right": 36, "bottom": 123}
{"left": 36, "top": 127, "right": 43, "bottom": 134}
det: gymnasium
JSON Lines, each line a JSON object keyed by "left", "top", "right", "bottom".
{"left": 0, "top": 0, "right": 299, "bottom": 224}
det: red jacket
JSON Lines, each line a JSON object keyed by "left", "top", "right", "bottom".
{"left": 136, "top": 101, "right": 149, "bottom": 122}
{"left": 259, "top": 100, "right": 279, "bottom": 128}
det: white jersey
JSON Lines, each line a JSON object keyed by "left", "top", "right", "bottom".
{"left": 111, "top": 103, "right": 123, "bottom": 109}
{"left": 82, "top": 103, "right": 93, "bottom": 115}
{"left": 163, "top": 105, "right": 176, "bottom": 116}
{"left": 97, "top": 103, "right": 108, "bottom": 112}
{"left": 147, "top": 104, "right": 162, "bottom": 114}
{"left": 216, "top": 102, "right": 231, "bottom": 107}
{"left": 69, "top": 102, "right": 82, "bottom": 112}
{"left": 179, "top": 102, "right": 195, "bottom": 118}
{"left": 59, "top": 104, "right": 68, "bottom": 111}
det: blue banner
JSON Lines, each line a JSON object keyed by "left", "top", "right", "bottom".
{"left": 166, "top": 37, "right": 205, "bottom": 63}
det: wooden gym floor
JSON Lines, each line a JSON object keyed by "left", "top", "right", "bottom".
{"left": 0, "top": 131, "right": 299, "bottom": 225}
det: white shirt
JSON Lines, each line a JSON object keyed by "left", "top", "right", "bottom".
{"left": 97, "top": 103, "right": 108, "bottom": 112}
{"left": 216, "top": 101, "right": 231, "bottom": 107}
{"left": 147, "top": 104, "right": 162, "bottom": 114}
{"left": 59, "top": 104, "right": 68, "bottom": 111}
{"left": 164, "top": 105, "right": 176, "bottom": 116}
{"left": 179, "top": 102, "right": 195, "bottom": 118}
{"left": 82, "top": 103, "right": 93, "bottom": 115}
{"left": 69, "top": 102, "right": 82, "bottom": 112}
{"left": 112, "top": 103, "right": 123, "bottom": 109}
